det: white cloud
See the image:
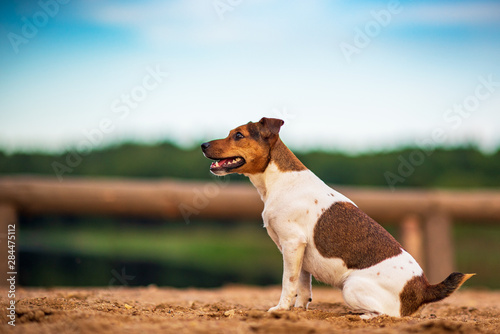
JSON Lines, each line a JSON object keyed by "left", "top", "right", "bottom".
{"left": 80, "top": 0, "right": 335, "bottom": 48}
{"left": 84, "top": 0, "right": 215, "bottom": 45}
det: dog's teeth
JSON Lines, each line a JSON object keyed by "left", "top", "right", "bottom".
{"left": 212, "top": 158, "right": 242, "bottom": 169}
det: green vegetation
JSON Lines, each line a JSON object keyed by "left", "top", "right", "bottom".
{"left": 20, "top": 220, "right": 282, "bottom": 285}
{"left": 18, "top": 220, "right": 500, "bottom": 288}
{"left": 453, "top": 224, "right": 500, "bottom": 288}
{"left": 1, "top": 142, "right": 500, "bottom": 188}
{"left": 3, "top": 142, "right": 500, "bottom": 288}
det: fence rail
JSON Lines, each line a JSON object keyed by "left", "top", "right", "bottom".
{"left": 1, "top": 175, "right": 499, "bottom": 286}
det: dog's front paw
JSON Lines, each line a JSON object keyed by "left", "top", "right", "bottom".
{"left": 268, "top": 304, "right": 290, "bottom": 312}
{"left": 294, "top": 295, "right": 312, "bottom": 309}
{"left": 293, "top": 302, "right": 306, "bottom": 309}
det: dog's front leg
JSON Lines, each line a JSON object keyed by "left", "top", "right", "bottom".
{"left": 294, "top": 269, "right": 312, "bottom": 309}
{"left": 269, "top": 239, "right": 306, "bottom": 312}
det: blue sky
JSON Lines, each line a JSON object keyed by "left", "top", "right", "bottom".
{"left": 1, "top": 0, "right": 499, "bottom": 154}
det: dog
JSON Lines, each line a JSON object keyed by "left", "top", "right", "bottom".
{"left": 201, "top": 117, "right": 474, "bottom": 318}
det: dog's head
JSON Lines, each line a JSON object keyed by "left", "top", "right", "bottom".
{"left": 201, "top": 117, "right": 284, "bottom": 176}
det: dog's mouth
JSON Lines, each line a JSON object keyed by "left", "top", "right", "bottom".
{"left": 209, "top": 156, "right": 246, "bottom": 172}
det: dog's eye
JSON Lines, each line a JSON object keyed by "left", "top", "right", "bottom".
{"left": 235, "top": 132, "right": 245, "bottom": 140}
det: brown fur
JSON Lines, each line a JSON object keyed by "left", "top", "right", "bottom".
{"left": 399, "top": 275, "right": 428, "bottom": 316}
{"left": 202, "top": 123, "right": 271, "bottom": 174}
{"left": 399, "top": 273, "right": 475, "bottom": 316}
{"left": 271, "top": 139, "right": 307, "bottom": 172}
{"left": 202, "top": 117, "right": 475, "bottom": 317}
{"left": 203, "top": 117, "right": 475, "bottom": 317}
{"left": 202, "top": 118, "right": 306, "bottom": 174}
{"left": 313, "top": 202, "right": 402, "bottom": 269}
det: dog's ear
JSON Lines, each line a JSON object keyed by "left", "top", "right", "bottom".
{"left": 259, "top": 118, "right": 284, "bottom": 141}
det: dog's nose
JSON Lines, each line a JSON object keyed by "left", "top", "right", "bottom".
{"left": 201, "top": 142, "right": 210, "bottom": 151}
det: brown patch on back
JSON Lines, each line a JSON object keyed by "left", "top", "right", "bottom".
{"left": 313, "top": 202, "right": 402, "bottom": 269}
{"left": 270, "top": 138, "right": 307, "bottom": 172}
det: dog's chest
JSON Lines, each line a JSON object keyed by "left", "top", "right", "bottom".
{"left": 262, "top": 177, "right": 355, "bottom": 286}
{"left": 261, "top": 170, "right": 353, "bottom": 236}
{"left": 255, "top": 168, "right": 361, "bottom": 286}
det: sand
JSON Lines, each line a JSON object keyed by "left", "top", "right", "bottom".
{"left": 2, "top": 285, "right": 499, "bottom": 333}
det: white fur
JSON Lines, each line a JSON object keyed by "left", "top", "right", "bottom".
{"left": 247, "top": 162, "right": 423, "bottom": 317}
{"left": 342, "top": 250, "right": 422, "bottom": 317}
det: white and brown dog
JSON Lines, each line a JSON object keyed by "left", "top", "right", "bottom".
{"left": 201, "top": 117, "right": 473, "bottom": 318}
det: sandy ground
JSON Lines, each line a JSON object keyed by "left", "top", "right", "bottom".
{"left": 1, "top": 285, "right": 499, "bottom": 334}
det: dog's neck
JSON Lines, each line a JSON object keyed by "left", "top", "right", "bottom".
{"left": 247, "top": 138, "right": 307, "bottom": 202}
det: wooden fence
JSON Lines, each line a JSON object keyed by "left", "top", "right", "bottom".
{"left": 1, "top": 175, "right": 500, "bottom": 287}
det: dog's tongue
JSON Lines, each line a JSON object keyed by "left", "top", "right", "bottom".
{"left": 219, "top": 158, "right": 234, "bottom": 166}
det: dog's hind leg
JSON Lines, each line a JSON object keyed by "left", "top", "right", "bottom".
{"left": 342, "top": 275, "right": 398, "bottom": 318}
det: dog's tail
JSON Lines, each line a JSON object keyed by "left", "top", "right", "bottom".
{"left": 424, "top": 272, "right": 475, "bottom": 304}
{"left": 400, "top": 272, "right": 475, "bottom": 316}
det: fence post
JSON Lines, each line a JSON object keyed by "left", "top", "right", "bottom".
{"left": 400, "top": 214, "right": 424, "bottom": 270}
{"left": 424, "top": 209, "right": 454, "bottom": 284}
{"left": 0, "top": 203, "right": 17, "bottom": 288}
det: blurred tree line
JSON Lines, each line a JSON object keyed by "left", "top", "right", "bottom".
{"left": 4, "top": 142, "right": 500, "bottom": 288}
{"left": 1, "top": 142, "right": 499, "bottom": 189}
